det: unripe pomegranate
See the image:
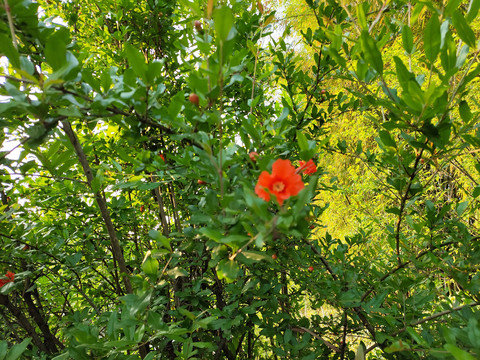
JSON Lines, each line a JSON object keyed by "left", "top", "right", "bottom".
{"left": 249, "top": 152, "right": 258, "bottom": 162}
{"left": 189, "top": 93, "right": 199, "bottom": 106}
{"left": 194, "top": 20, "right": 203, "bottom": 33}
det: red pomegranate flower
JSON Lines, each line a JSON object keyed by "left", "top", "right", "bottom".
{"left": 0, "top": 271, "right": 14, "bottom": 288}
{"left": 297, "top": 159, "right": 317, "bottom": 175}
{"left": 255, "top": 159, "right": 304, "bottom": 205}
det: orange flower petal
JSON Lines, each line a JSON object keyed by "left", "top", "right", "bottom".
{"left": 255, "top": 171, "right": 273, "bottom": 202}
{"left": 272, "top": 159, "right": 296, "bottom": 176}
{"left": 298, "top": 159, "right": 317, "bottom": 175}
{"left": 255, "top": 159, "right": 305, "bottom": 205}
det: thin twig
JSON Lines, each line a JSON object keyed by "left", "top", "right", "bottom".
{"left": 4, "top": 0, "right": 18, "bottom": 49}
{"left": 0, "top": 138, "right": 29, "bottom": 162}
{"left": 229, "top": 216, "right": 278, "bottom": 261}
{"left": 6, "top": 172, "right": 87, "bottom": 184}
{"left": 340, "top": 311, "right": 348, "bottom": 359}
{"left": 395, "top": 148, "right": 424, "bottom": 265}
{"left": 292, "top": 326, "right": 341, "bottom": 352}
{"left": 304, "top": 238, "right": 337, "bottom": 280}
{"left": 368, "top": 3, "right": 388, "bottom": 32}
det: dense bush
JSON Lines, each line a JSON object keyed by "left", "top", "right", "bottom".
{"left": 1, "top": 0, "right": 480, "bottom": 359}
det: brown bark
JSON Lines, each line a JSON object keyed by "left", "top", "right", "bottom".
{"left": 0, "top": 294, "right": 48, "bottom": 353}
{"left": 153, "top": 186, "right": 170, "bottom": 236}
{"left": 23, "top": 292, "right": 63, "bottom": 352}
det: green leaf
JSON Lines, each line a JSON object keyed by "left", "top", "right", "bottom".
{"left": 0, "top": 34, "right": 20, "bottom": 68}
{"left": 0, "top": 282, "right": 15, "bottom": 295}
{"left": 360, "top": 31, "right": 383, "bottom": 75}
{"left": 411, "top": 2, "right": 425, "bottom": 24}
{"left": 356, "top": 3, "right": 367, "bottom": 30}
{"left": 284, "top": 329, "right": 292, "bottom": 343}
{"left": 406, "top": 327, "right": 428, "bottom": 346}
{"left": 445, "top": 0, "right": 463, "bottom": 17}
{"left": 355, "top": 342, "right": 366, "bottom": 360}
{"left": 192, "top": 342, "right": 215, "bottom": 349}
{"left": 178, "top": 0, "right": 202, "bottom": 17}
{"left": 326, "top": 47, "right": 347, "bottom": 68}
{"left": 5, "top": 338, "right": 31, "bottom": 360}
{"left": 444, "top": 344, "right": 476, "bottom": 360}
{"left": 213, "top": 6, "right": 234, "bottom": 42}
{"left": 148, "top": 230, "right": 171, "bottom": 251}
{"left": 199, "top": 227, "right": 223, "bottom": 242}
{"left": 216, "top": 259, "right": 240, "bottom": 282}
{"left": 141, "top": 250, "right": 159, "bottom": 277}
{"left": 297, "top": 130, "right": 309, "bottom": 152}
{"left": 424, "top": 14, "right": 441, "bottom": 63}
{"left": 124, "top": 43, "right": 147, "bottom": 79}
{"left": 0, "top": 340, "right": 7, "bottom": 360}
{"left": 473, "top": 185, "right": 480, "bottom": 198}
{"left": 441, "top": 28, "right": 457, "bottom": 72}
{"left": 456, "top": 201, "right": 468, "bottom": 216}
{"left": 402, "top": 25, "right": 414, "bottom": 54}
{"left": 440, "top": 20, "right": 450, "bottom": 48}
{"left": 246, "top": 39, "right": 257, "bottom": 55}
{"left": 394, "top": 56, "right": 416, "bottom": 91}
{"left": 240, "top": 250, "right": 270, "bottom": 262}
{"left": 145, "top": 61, "right": 164, "bottom": 85}
{"left": 143, "top": 353, "right": 156, "bottom": 360}
{"left": 45, "top": 28, "right": 69, "bottom": 71}
{"left": 221, "top": 234, "right": 249, "bottom": 245}
{"left": 459, "top": 101, "right": 472, "bottom": 122}
{"left": 452, "top": 10, "right": 476, "bottom": 48}
{"left": 106, "top": 311, "right": 118, "bottom": 339}
{"left": 90, "top": 171, "right": 104, "bottom": 193}
{"left": 456, "top": 44, "right": 470, "bottom": 68}
{"left": 166, "top": 267, "right": 188, "bottom": 279}
{"left": 178, "top": 307, "right": 196, "bottom": 320}
{"left": 378, "top": 130, "right": 397, "bottom": 148}
{"left": 385, "top": 340, "right": 411, "bottom": 353}
{"left": 466, "top": 0, "right": 480, "bottom": 22}
{"left": 66, "top": 252, "right": 83, "bottom": 266}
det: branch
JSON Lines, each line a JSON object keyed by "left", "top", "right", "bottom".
{"left": 393, "top": 301, "right": 480, "bottom": 336}
{"left": 23, "top": 291, "right": 64, "bottom": 352}
{"left": 366, "top": 301, "right": 480, "bottom": 354}
{"left": 304, "top": 238, "right": 337, "bottom": 280}
{"left": 0, "top": 295, "right": 49, "bottom": 352}
{"left": 61, "top": 120, "right": 132, "bottom": 294}
{"left": 368, "top": 3, "right": 388, "bottom": 32}
{"left": 395, "top": 148, "right": 424, "bottom": 265}
{"left": 291, "top": 326, "right": 341, "bottom": 352}
{"left": 6, "top": 172, "right": 87, "bottom": 184}
{"left": 0, "top": 138, "right": 29, "bottom": 162}
{"left": 0, "top": 73, "right": 35, "bottom": 83}
{"left": 361, "top": 240, "right": 461, "bottom": 303}
{"left": 340, "top": 311, "right": 348, "bottom": 359}
{"left": 3, "top": 0, "right": 18, "bottom": 49}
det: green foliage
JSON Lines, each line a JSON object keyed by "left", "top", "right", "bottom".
{"left": 0, "top": 0, "right": 480, "bottom": 359}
